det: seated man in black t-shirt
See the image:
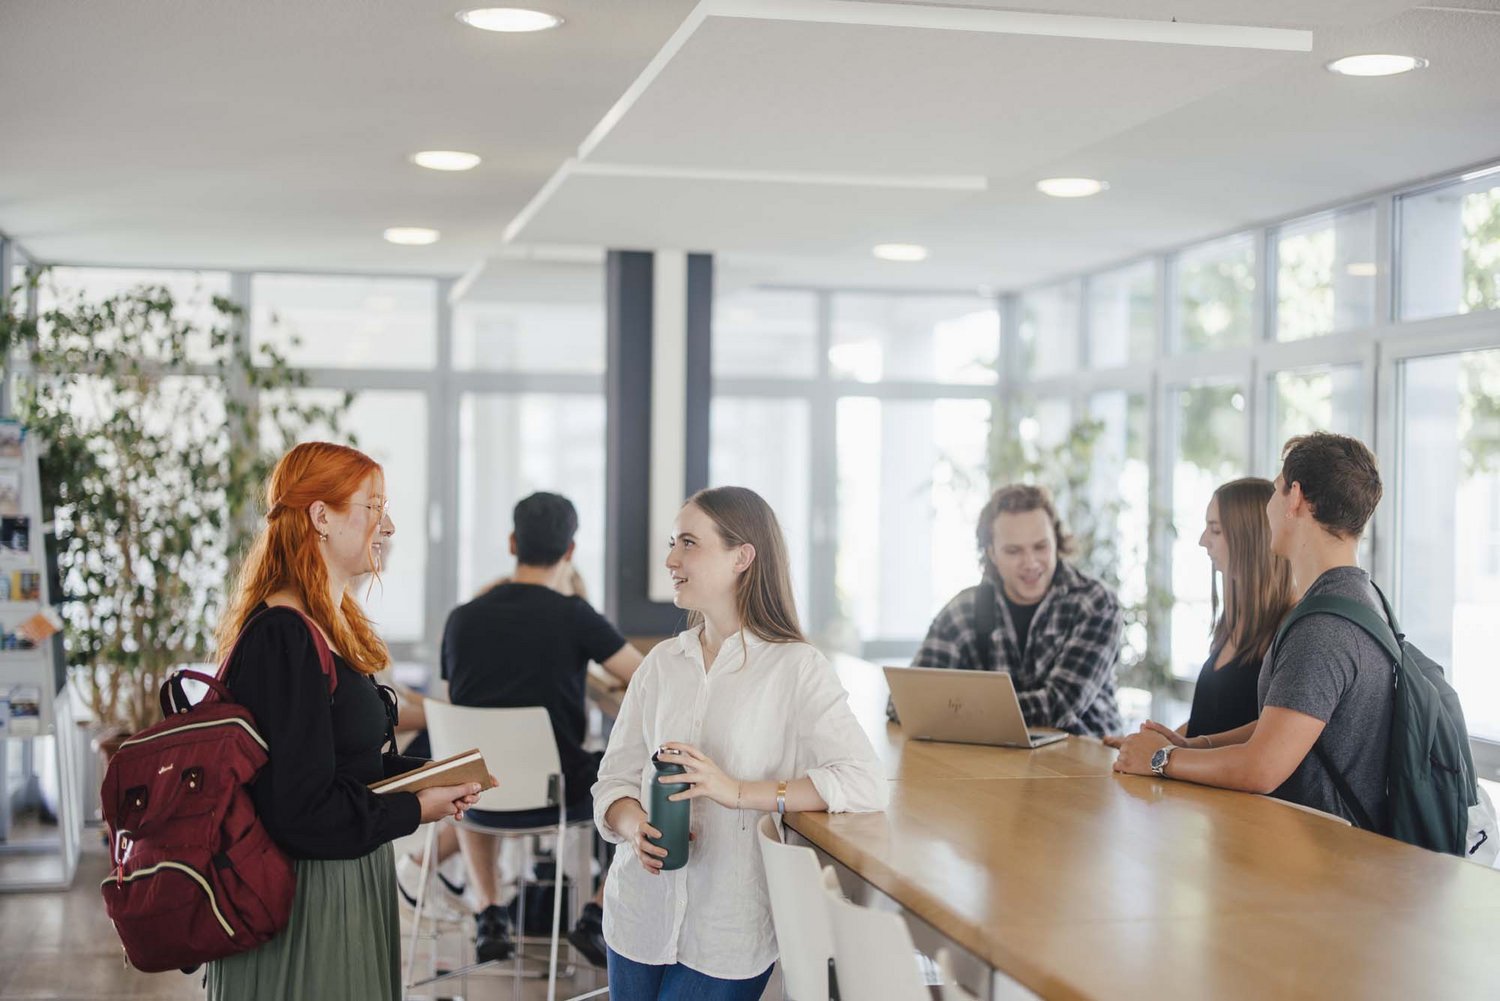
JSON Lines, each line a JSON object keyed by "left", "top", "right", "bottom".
{"left": 442, "top": 492, "right": 642, "bottom": 966}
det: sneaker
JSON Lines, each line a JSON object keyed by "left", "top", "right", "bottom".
{"left": 437, "top": 852, "right": 470, "bottom": 902}
{"left": 566, "top": 902, "right": 607, "bottom": 969}
{"left": 475, "top": 903, "right": 515, "bottom": 963}
{"left": 396, "top": 855, "right": 469, "bottom": 924}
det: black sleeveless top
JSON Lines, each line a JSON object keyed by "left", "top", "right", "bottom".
{"left": 1185, "top": 646, "right": 1263, "bottom": 739}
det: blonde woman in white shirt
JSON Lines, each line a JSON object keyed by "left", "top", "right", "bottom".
{"left": 593, "top": 486, "right": 887, "bottom": 1000}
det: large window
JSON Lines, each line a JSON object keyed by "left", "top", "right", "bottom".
{"left": 1087, "top": 262, "right": 1155, "bottom": 368}
{"left": 1269, "top": 364, "right": 1364, "bottom": 471}
{"left": 836, "top": 397, "right": 993, "bottom": 643}
{"left": 453, "top": 299, "right": 604, "bottom": 374}
{"left": 1088, "top": 390, "right": 1151, "bottom": 660}
{"left": 267, "top": 389, "right": 430, "bottom": 643}
{"left": 714, "top": 290, "right": 818, "bottom": 379}
{"left": 1168, "top": 383, "right": 1248, "bottom": 678}
{"left": 1399, "top": 349, "right": 1500, "bottom": 740}
{"left": 1400, "top": 169, "right": 1500, "bottom": 321}
{"left": 830, "top": 294, "right": 998, "bottom": 384}
{"left": 39, "top": 267, "right": 231, "bottom": 363}
{"left": 1173, "top": 234, "right": 1256, "bottom": 352}
{"left": 711, "top": 289, "right": 997, "bottom": 655}
{"left": 1275, "top": 205, "right": 1377, "bottom": 340}
{"left": 457, "top": 393, "right": 607, "bottom": 609}
{"left": 251, "top": 274, "right": 438, "bottom": 369}
{"left": 710, "top": 397, "right": 812, "bottom": 617}
{"left": 1018, "top": 282, "right": 1081, "bottom": 379}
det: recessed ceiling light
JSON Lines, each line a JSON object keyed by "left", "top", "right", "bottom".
{"left": 457, "top": 8, "right": 563, "bottom": 32}
{"left": 1037, "top": 177, "right": 1108, "bottom": 198}
{"left": 1345, "top": 262, "right": 1378, "bottom": 277}
{"left": 872, "top": 243, "right": 928, "bottom": 262}
{"left": 411, "top": 150, "right": 482, "bottom": 172}
{"left": 383, "top": 227, "right": 440, "bottom": 246}
{"left": 1326, "top": 54, "right": 1427, "bottom": 77}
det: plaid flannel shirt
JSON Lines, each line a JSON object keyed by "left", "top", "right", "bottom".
{"left": 911, "top": 560, "right": 1123, "bottom": 736}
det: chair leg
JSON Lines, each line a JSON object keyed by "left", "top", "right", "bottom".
{"left": 403, "top": 821, "right": 438, "bottom": 992}
{"left": 546, "top": 813, "right": 565, "bottom": 1001}
{"left": 572, "top": 819, "right": 592, "bottom": 928}
{"left": 514, "top": 836, "right": 529, "bottom": 983}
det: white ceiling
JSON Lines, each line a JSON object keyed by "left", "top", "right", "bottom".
{"left": 2, "top": 1, "right": 1498, "bottom": 298}
{"left": 0, "top": 0, "right": 696, "bottom": 277}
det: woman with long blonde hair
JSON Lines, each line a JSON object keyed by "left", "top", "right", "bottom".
{"left": 592, "top": 486, "right": 886, "bottom": 1000}
{"left": 1107, "top": 477, "right": 1296, "bottom": 747}
{"left": 206, "top": 442, "right": 483, "bottom": 1001}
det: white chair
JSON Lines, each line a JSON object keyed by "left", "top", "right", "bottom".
{"left": 1264, "top": 795, "right": 1354, "bottom": 826}
{"left": 935, "top": 948, "right": 980, "bottom": 1001}
{"left": 757, "top": 815, "right": 833, "bottom": 1001}
{"left": 406, "top": 702, "right": 595, "bottom": 1001}
{"left": 821, "top": 864, "right": 931, "bottom": 1001}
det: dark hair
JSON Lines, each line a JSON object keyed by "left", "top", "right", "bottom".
{"left": 684, "top": 486, "right": 805, "bottom": 646}
{"left": 975, "top": 484, "right": 1074, "bottom": 564}
{"left": 1278, "top": 433, "right": 1382, "bottom": 539}
{"left": 1211, "top": 478, "right": 1297, "bottom": 665}
{"left": 512, "top": 492, "right": 578, "bottom": 566}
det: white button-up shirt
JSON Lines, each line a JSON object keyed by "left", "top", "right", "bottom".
{"left": 592, "top": 626, "right": 888, "bottom": 980}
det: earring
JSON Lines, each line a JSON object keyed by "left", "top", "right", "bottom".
{"left": 318, "top": 530, "right": 329, "bottom": 543}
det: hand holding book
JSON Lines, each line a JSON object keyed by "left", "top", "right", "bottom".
{"left": 370, "top": 748, "right": 499, "bottom": 823}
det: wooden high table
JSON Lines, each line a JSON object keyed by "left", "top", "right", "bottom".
{"left": 783, "top": 656, "right": 1500, "bottom": 1000}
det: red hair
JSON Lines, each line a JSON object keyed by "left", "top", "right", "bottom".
{"left": 216, "top": 442, "right": 390, "bottom": 674}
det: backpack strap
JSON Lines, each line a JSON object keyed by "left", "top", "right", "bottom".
{"left": 1270, "top": 592, "right": 1402, "bottom": 833}
{"left": 1311, "top": 743, "right": 1377, "bottom": 832}
{"left": 159, "top": 670, "right": 236, "bottom": 718}
{"left": 974, "top": 580, "right": 996, "bottom": 670}
{"left": 216, "top": 605, "right": 338, "bottom": 697}
{"left": 1270, "top": 595, "right": 1403, "bottom": 667}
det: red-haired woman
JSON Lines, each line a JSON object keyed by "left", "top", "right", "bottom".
{"left": 205, "top": 443, "right": 484, "bottom": 1001}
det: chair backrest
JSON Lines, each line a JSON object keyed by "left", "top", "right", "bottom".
{"left": 757, "top": 816, "right": 832, "bottom": 1001}
{"left": 423, "top": 701, "right": 561, "bottom": 812}
{"left": 821, "top": 866, "right": 930, "bottom": 1001}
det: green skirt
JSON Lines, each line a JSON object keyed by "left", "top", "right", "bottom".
{"left": 206, "top": 841, "right": 401, "bottom": 1001}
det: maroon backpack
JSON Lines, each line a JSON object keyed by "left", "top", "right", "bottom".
{"left": 99, "top": 607, "right": 335, "bottom": 973}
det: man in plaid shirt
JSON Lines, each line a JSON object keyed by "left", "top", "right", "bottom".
{"left": 910, "top": 484, "right": 1124, "bottom": 737}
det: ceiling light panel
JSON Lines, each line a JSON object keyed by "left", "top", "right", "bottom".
{"left": 457, "top": 8, "right": 563, "bottom": 33}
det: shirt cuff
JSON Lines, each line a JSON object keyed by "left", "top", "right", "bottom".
{"left": 591, "top": 787, "right": 637, "bottom": 844}
{"left": 806, "top": 766, "right": 889, "bottom": 815}
{"left": 385, "top": 791, "right": 422, "bottom": 841}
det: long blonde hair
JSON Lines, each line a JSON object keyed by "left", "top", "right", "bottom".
{"left": 216, "top": 442, "right": 391, "bottom": 674}
{"left": 684, "top": 486, "right": 804, "bottom": 645}
{"left": 1211, "top": 477, "right": 1296, "bottom": 665}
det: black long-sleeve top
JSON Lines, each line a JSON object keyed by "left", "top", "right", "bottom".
{"left": 222, "top": 605, "right": 424, "bottom": 860}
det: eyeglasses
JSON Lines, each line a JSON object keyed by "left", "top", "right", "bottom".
{"left": 354, "top": 498, "right": 391, "bottom": 519}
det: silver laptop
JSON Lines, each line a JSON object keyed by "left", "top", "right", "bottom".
{"left": 883, "top": 666, "right": 1068, "bottom": 749}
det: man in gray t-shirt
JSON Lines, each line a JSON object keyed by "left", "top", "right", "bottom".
{"left": 1257, "top": 566, "right": 1393, "bottom": 826}
{"left": 1112, "top": 433, "right": 1390, "bottom": 830}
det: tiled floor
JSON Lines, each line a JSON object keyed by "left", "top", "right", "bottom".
{"left": 0, "top": 824, "right": 611, "bottom": 1001}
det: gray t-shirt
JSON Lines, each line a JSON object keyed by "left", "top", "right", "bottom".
{"left": 1256, "top": 566, "right": 1393, "bottom": 827}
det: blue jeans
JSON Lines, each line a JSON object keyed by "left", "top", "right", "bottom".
{"left": 607, "top": 947, "right": 773, "bottom": 1001}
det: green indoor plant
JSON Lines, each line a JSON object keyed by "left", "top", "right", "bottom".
{"left": 0, "top": 272, "right": 353, "bottom": 735}
{"left": 989, "top": 405, "right": 1175, "bottom": 693}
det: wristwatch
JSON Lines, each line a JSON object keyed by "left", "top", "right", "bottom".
{"left": 1150, "top": 745, "right": 1175, "bottom": 777}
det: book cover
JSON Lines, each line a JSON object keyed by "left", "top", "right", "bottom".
{"left": 368, "top": 748, "right": 497, "bottom": 795}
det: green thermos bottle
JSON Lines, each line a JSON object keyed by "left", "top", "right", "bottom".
{"left": 649, "top": 749, "right": 691, "bottom": 871}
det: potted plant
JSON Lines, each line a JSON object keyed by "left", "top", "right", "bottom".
{"left": 0, "top": 271, "right": 353, "bottom": 739}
